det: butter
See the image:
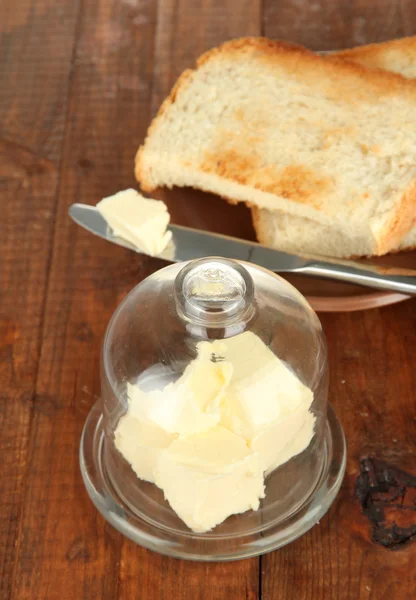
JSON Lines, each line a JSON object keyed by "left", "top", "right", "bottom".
{"left": 114, "top": 414, "right": 173, "bottom": 483}
{"left": 114, "top": 331, "right": 315, "bottom": 532}
{"left": 219, "top": 332, "right": 314, "bottom": 472}
{"left": 127, "top": 340, "right": 233, "bottom": 435}
{"left": 97, "top": 188, "right": 172, "bottom": 256}
{"left": 251, "top": 407, "right": 316, "bottom": 475}
{"left": 154, "top": 426, "right": 265, "bottom": 533}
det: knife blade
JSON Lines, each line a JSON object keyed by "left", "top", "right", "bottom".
{"left": 69, "top": 203, "right": 416, "bottom": 296}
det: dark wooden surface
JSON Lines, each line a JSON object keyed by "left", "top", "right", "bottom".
{"left": 1, "top": 1, "right": 415, "bottom": 598}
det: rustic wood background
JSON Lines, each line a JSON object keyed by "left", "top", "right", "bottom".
{"left": 1, "top": 0, "right": 415, "bottom": 598}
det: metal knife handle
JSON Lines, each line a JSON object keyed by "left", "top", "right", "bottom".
{"left": 301, "top": 260, "right": 416, "bottom": 295}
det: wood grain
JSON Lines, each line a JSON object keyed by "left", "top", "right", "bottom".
{"left": 1, "top": 1, "right": 416, "bottom": 599}
{"left": 0, "top": 2, "right": 81, "bottom": 598}
{"left": 8, "top": 0, "right": 159, "bottom": 597}
{"left": 263, "top": 0, "right": 406, "bottom": 50}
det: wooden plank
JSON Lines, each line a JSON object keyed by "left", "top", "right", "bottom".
{"left": 263, "top": 0, "right": 405, "bottom": 51}
{"left": 118, "top": 2, "right": 262, "bottom": 599}
{"left": 0, "top": 1, "right": 81, "bottom": 159}
{"left": 0, "top": 2, "right": 81, "bottom": 598}
{"left": 119, "top": 553, "right": 260, "bottom": 600}
{"left": 401, "top": 0, "right": 416, "bottom": 36}
{"left": 9, "top": 0, "right": 159, "bottom": 598}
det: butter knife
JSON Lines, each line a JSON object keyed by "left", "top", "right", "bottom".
{"left": 69, "top": 203, "right": 416, "bottom": 295}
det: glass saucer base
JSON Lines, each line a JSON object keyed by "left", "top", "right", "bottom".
{"left": 79, "top": 401, "right": 346, "bottom": 562}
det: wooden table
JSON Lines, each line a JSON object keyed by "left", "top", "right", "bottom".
{"left": 1, "top": 1, "right": 416, "bottom": 598}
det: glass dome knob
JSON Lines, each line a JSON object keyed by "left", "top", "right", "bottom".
{"left": 174, "top": 258, "right": 255, "bottom": 327}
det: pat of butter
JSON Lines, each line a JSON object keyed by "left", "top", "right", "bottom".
{"left": 127, "top": 340, "right": 233, "bottom": 435}
{"left": 220, "top": 331, "right": 314, "bottom": 443}
{"left": 97, "top": 188, "right": 172, "bottom": 256}
{"left": 251, "top": 407, "right": 316, "bottom": 475}
{"left": 154, "top": 426, "right": 264, "bottom": 532}
{"left": 114, "top": 414, "right": 173, "bottom": 483}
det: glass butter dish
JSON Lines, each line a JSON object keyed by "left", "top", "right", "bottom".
{"left": 80, "top": 257, "right": 346, "bottom": 561}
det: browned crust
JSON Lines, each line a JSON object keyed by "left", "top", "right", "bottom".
{"left": 250, "top": 207, "right": 267, "bottom": 246}
{"left": 375, "top": 180, "right": 416, "bottom": 254}
{"left": 334, "top": 36, "right": 416, "bottom": 70}
{"left": 196, "top": 37, "right": 311, "bottom": 67}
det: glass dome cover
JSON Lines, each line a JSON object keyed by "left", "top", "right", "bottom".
{"left": 80, "top": 257, "right": 346, "bottom": 560}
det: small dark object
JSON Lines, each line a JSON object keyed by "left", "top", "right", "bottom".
{"left": 356, "top": 457, "right": 416, "bottom": 549}
{"left": 210, "top": 352, "right": 225, "bottom": 363}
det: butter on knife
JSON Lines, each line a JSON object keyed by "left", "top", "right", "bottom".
{"left": 97, "top": 188, "right": 172, "bottom": 256}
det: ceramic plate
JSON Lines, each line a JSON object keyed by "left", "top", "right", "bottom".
{"left": 154, "top": 187, "right": 413, "bottom": 313}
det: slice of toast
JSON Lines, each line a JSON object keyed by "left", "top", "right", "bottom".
{"left": 136, "top": 37, "right": 416, "bottom": 257}
{"left": 253, "top": 37, "right": 416, "bottom": 257}
{"left": 252, "top": 205, "right": 416, "bottom": 259}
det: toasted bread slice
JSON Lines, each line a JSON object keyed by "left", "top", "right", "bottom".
{"left": 252, "top": 205, "right": 416, "bottom": 259}
{"left": 253, "top": 37, "right": 416, "bottom": 257}
{"left": 136, "top": 38, "right": 416, "bottom": 257}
